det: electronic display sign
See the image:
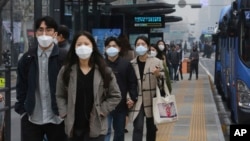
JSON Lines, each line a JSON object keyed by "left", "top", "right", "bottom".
{"left": 133, "top": 15, "right": 165, "bottom": 28}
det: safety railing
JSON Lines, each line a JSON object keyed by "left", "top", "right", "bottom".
{"left": 0, "top": 65, "right": 17, "bottom": 141}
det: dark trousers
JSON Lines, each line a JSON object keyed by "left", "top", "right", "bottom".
{"left": 21, "top": 114, "right": 66, "bottom": 141}
{"left": 172, "top": 64, "right": 179, "bottom": 80}
{"left": 68, "top": 133, "right": 105, "bottom": 141}
{"left": 179, "top": 62, "right": 183, "bottom": 80}
{"left": 132, "top": 106, "right": 157, "bottom": 141}
{"left": 189, "top": 62, "right": 198, "bottom": 79}
{"left": 105, "top": 110, "right": 126, "bottom": 141}
{"left": 168, "top": 65, "right": 173, "bottom": 80}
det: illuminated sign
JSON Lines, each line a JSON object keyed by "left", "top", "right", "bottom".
{"left": 133, "top": 15, "right": 165, "bottom": 28}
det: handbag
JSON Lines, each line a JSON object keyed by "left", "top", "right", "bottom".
{"left": 153, "top": 81, "right": 178, "bottom": 124}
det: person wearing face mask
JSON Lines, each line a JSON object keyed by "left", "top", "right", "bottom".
{"left": 176, "top": 44, "right": 183, "bottom": 80}
{"left": 104, "top": 37, "right": 138, "bottom": 141}
{"left": 55, "top": 31, "right": 121, "bottom": 141}
{"left": 129, "top": 36, "right": 165, "bottom": 141}
{"left": 188, "top": 46, "right": 199, "bottom": 80}
{"left": 155, "top": 40, "right": 172, "bottom": 93}
{"left": 15, "top": 16, "right": 67, "bottom": 141}
{"left": 148, "top": 44, "right": 158, "bottom": 58}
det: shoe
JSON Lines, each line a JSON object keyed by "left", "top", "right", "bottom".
{"left": 124, "top": 129, "right": 128, "bottom": 133}
{"left": 188, "top": 78, "right": 191, "bottom": 80}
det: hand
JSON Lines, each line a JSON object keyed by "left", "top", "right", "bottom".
{"left": 60, "top": 114, "right": 67, "bottom": 119}
{"left": 100, "top": 113, "right": 105, "bottom": 117}
{"left": 127, "top": 99, "right": 135, "bottom": 109}
{"left": 152, "top": 66, "right": 161, "bottom": 77}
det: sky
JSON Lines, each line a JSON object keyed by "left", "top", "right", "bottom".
{"left": 160, "top": 0, "right": 233, "bottom": 41}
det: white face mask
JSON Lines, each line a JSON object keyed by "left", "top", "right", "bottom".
{"left": 37, "top": 35, "right": 54, "bottom": 48}
{"left": 75, "top": 45, "right": 93, "bottom": 59}
{"left": 135, "top": 45, "right": 148, "bottom": 56}
{"left": 149, "top": 51, "right": 157, "bottom": 57}
{"left": 106, "top": 47, "right": 119, "bottom": 57}
{"left": 158, "top": 45, "right": 165, "bottom": 51}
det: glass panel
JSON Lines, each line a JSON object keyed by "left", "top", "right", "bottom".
{"left": 241, "top": 19, "right": 250, "bottom": 67}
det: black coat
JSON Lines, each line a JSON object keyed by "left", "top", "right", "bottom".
{"left": 106, "top": 57, "right": 138, "bottom": 112}
{"left": 15, "top": 44, "right": 67, "bottom": 115}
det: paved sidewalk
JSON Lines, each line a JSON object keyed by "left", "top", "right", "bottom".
{"left": 111, "top": 74, "right": 225, "bottom": 141}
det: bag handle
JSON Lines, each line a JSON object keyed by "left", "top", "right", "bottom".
{"left": 156, "top": 81, "right": 171, "bottom": 98}
{"left": 163, "top": 80, "right": 171, "bottom": 96}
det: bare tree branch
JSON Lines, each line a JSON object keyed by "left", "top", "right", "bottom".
{"left": 0, "top": 0, "right": 9, "bottom": 9}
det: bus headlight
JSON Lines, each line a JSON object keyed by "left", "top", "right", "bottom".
{"left": 237, "top": 80, "right": 250, "bottom": 108}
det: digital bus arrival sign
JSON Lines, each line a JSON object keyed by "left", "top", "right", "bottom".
{"left": 133, "top": 15, "right": 165, "bottom": 28}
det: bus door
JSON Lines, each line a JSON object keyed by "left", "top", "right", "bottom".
{"left": 232, "top": 8, "right": 250, "bottom": 123}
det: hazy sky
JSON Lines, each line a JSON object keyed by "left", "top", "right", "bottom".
{"left": 164, "top": 0, "right": 233, "bottom": 40}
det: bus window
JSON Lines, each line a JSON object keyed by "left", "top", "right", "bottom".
{"left": 241, "top": 28, "right": 250, "bottom": 67}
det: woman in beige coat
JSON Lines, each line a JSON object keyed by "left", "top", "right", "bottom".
{"left": 129, "top": 36, "right": 164, "bottom": 141}
{"left": 56, "top": 31, "right": 121, "bottom": 141}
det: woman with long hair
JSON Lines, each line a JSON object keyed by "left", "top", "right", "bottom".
{"left": 56, "top": 31, "right": 121, "bottom": 141}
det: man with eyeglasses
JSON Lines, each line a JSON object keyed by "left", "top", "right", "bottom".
{"left": 15, "top": 16, "right": 67, "bottom": 141}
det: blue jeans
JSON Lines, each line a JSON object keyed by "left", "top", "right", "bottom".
{"left": 132, "top": 106, "right": 157, "bottom": 141}
{"left": 105, "top": 110, "right": 126, "bottom": 141}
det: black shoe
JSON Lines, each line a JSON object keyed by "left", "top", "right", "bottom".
{"left": 188, "top": 78, "right": 191, "bottom": 80}
{"left": 124, "top": 129, "right": 128, "bottom": 133}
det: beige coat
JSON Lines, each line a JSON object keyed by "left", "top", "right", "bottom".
{"left": 129, "top": 57, "right": 163, "bottom": 121}
{"left": 56, "top": 64, "right": 121, "bottom": 138}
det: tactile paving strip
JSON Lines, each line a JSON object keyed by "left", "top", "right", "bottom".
{"left": 156, "top": 76, "right": 207, "bottom": 141}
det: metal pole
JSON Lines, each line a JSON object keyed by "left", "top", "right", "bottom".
{"left": 34, "top": 0, "right": 42, "bottom": 21}
{"left": 4, "top": 65, "right": 11, "bottom": 141}
{"left": 5, "top": 0, "right": 13, "bottom": 140}
{"left": 82, "top": 0, "right": 89, "bottom": 31}
{"left": 10, "top": 0, "right": 13, "bottom": 67}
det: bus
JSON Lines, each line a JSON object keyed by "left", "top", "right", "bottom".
{"left": 214, "top": 0, "right": 250, "bottom": 124}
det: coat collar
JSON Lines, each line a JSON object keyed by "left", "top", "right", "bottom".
{"left": 131, "top": 56, "right": 153, "bottom": 80}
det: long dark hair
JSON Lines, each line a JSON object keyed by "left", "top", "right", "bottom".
{"left": 62, "top": 31, "right": 108, "bottom": 86}
{"left": 156, "top": 40, "right": 167, "bottom": 60}
{"left": 118, "top": 34, "right": 133, "bottom": 57}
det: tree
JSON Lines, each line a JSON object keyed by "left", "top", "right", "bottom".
{"left": 0, "top": 0, "right": 10, "bottom": 64}
{"left": 18, "top": 0, "right": 34, "bottom": 53}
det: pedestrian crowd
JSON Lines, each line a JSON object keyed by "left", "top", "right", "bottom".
{"left": 14, "top": 16, "right": 200, "bottom": 141}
